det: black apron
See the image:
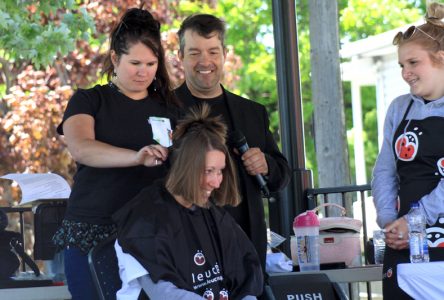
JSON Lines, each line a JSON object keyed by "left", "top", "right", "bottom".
{"left": 383, "top": 100, "right": 444, "bottom": 299}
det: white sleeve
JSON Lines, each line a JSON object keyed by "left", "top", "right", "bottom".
{"left": 137, "top": 274, "right": 257, "bottom": 300}
{"left": 137, "top": 275, "right": 203, "bottom": 300}
{"left": 114, "top": 240, "right": 148, "bottom": 300}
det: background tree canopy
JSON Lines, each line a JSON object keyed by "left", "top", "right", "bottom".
{"left": 0, "top": 0, "right": 425, "bottom": 205}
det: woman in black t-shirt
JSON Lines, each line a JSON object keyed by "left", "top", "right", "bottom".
{"left": 114, "top": 104, "right": 263, "bottom": 299}
{"left": 53, "top": 7, "right": 180, "bottom": 300}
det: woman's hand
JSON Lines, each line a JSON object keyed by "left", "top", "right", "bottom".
{"left": 384, "top": 217, "right": 409, "bottom": 250}
{"left": 135, "top": 144, "right": 168, "bottom": 167}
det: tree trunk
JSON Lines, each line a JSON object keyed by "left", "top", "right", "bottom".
{"left": 309, "top": 0, "right": 351, "bottom": 212}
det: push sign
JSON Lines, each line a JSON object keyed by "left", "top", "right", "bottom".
{"left": 267, "top": 273, "right": 340, "bottom": 300}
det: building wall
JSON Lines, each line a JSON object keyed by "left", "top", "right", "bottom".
{"left": 375, "top": 53, "right": 409, "bottom": 147}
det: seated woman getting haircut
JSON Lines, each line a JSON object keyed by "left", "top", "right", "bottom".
{"left": 113, "top": 104, "right": 263, "bottom": 300}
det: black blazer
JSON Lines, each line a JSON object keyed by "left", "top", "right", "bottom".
{"left": 175, "top": 83, "right": 291, "bottom": 270}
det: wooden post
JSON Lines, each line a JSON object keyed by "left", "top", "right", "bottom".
{"left": 309, "top": 0, "right": 351, "bottom": 212}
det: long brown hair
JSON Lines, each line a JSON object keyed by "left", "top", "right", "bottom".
{"left": 102, "top": 7, "right": 177, "bottom": 105}
{"left": 166, "top": 104, "right": 240, "bottom": 208}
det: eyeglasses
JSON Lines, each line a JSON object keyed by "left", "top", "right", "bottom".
{"left": 393, "top": 25, "right": 439, "bottom": 45}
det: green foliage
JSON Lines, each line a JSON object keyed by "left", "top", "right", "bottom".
{"left": 216, "top": 0, "right": 278, "bottom": 113}
{"left": 0, "top": 0, "right": 429, "bottom": 192}
{"left": 0, "top": 1, "right": 95, "bottom": 68}
{"left": 339, "top": 0, "right": 423, "bottom": 41}
{"left": 0, "top": 83, "right": 5, "bottom": 98}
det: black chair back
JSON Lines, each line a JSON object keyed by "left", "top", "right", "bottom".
{"left": 88, "top": 233, "right": 121, "bottom": 300}
{"left": 34, "top": 201, "right": 67, "bottom": 260}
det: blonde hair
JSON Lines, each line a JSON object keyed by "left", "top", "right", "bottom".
{"left": 393, "top": 2, "right": 444, "bottom": 64}
{"left": 165, "top": 103, "right": 240, "bottom": 208}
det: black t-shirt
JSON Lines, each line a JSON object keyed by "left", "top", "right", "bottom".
{"left": 192, "top": 94, "right": 233, "bottom": 132}
{"left": 59, "top": 84, "right": 180, "bottom": 224}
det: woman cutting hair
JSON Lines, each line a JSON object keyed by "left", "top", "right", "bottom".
{"left": 113, "top": 104, "right": 263, "bottom": 299}
{"left": 53, "top": 7, "right": 180, "bottom": 299}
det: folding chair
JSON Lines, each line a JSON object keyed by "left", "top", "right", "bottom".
{"left": 88, "top": 233, "right": 121, "bottom": 300}
{"left": 34, "top": 201, "right": 67, "bottom": 260}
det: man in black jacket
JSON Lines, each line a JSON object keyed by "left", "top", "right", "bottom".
{"left": 175, "top": 14, "right": 291, "bottom": 276}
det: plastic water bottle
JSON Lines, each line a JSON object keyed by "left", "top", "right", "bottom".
{"left": 407, "top": 202, "right": 429, "bottom": 263}
{"left": 372, "top": 229, "right": 385, "bottom": 264}
{"left": 293, "top": 210, "right": 320, "bottom": 271}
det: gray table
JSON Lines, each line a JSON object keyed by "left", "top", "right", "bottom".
{"left": 269, "top": 265, "right": 383, "bottom": 282}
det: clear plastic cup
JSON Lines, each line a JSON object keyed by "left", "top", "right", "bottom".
{"left": 293, "top": 210, "right": 320, "bottom": 271}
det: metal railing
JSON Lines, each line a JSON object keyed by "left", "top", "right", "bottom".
{"left": 306, "top": 184, "right": 376, "bottom": 300}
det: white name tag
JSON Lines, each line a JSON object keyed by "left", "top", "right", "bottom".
{"left": 148, "top": 116, "right": 172, "bottom": 147}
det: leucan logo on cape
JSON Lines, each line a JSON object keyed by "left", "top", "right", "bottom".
{"left": 203, "top": 289, "right": 214, "bottom": 300}
{"left": 191, "top": 262, "right": 221, "bottom": 284}
{"left": 191, "top": 250, "right": 224, "bottom": 290}
{"left": 219, "top": 289, "right": 229, "bottom": 300}
{"left": 194, "top": 250, "right": 205, "bottom": 266}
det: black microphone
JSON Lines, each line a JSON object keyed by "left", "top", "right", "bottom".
{"left": 230, "top": 130, "right": 270, "bottom": 196}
